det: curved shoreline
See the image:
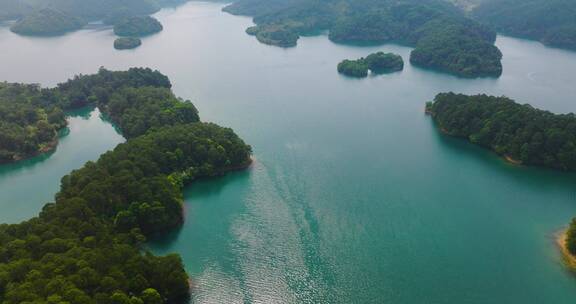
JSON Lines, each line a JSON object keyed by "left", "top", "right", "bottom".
{"left": 556, "top": 230, "right": 576, "bottom": 269}
{"left": 1, "top": 132, "right": 61, "bottom": 165}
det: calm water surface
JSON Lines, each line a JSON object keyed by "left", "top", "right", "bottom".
{"left": 1, "top": 2, "right": 576, "bottom": 303}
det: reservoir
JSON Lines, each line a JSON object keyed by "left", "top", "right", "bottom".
{"left": 1, "top": 2, "right": 576, "bottom": 303}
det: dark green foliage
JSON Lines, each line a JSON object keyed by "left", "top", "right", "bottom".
{"left": 337, "top": 59, "right": 369, "bottom": 78}
{"left": 428, "top": 93, "right": 576, "bottom": 170}
{"left": 365, "top": 52, "right": 404, "bottom": 73}
{"left": 0, "top": 69, "right": 252, "bottom": 303}
{"left": 58, "top": 122, "right": 251, "bottom": 236}
{"left": 223, "top": 0, "right": 502, "bottom": 78}
{"left": 114, "top": 16, "right": 163, "bottom": 37}
{"left": 103, "top": 87, "right": 199, "bottom": 138}
{"left": 55, "top": 67, "right": 172, "bottom": 109}
{"left": 0, "top": 82, "right": 66, "bottom": 163}
{"left": 0, "top": 67, "right": 171, "bottom": 163}
{"left": 473, "top": 0, "right": 576, "bottom": 50}
{"left": 338, "top": 52, "right": 403, "bottom": 77}
{"left": 409, "top": 17, "right": 502, "bottom": 77}
{"left": 114, "top": 37, "right": 143, "bottom": 50}
{"left": 10, "top": 8, "right": 86, "bottom": 36}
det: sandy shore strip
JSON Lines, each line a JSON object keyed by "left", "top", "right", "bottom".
{"left": 556, "top": 230, "right": 576, "bottom": 269}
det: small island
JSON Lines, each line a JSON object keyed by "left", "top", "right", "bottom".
{"left": 114, "top": 37, "right": 142, "bottom": 50}
{"left": 426, "top": 92, "right": 576, "bottom": 171}
{"left": 365, "top": 52, "right": 404, "bottom": 74}
{"left": 114, "top": 16, "right": 163, "bottom": 37}
{"left": 10, "top": 8, "right": 85, "bottom": 36}
{"left": 337, "top": 59, "right": 369, "bottom": 78}
{"left": 338, "top": 52, "right": 404, "bottom": 78}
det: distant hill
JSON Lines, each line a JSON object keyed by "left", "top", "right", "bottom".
{"left": 1, "top": 0, "right": 165, "bottom": 37}
{"left": 223, "top": 0, "right": 503, "bottom": 78}
{"left": 10, "top": 8, "right": 85, "bottom": 36}
{"left": 473, "top": 0, "right": 576, "bottom": 50}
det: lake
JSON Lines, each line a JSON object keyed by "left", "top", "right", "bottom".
{"left": 1, "top": 2, "right": 576, "bottom": 303}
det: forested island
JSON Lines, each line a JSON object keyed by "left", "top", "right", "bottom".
{"left": 338, "top": 52, "right": 403, "bottom": 77}
{"left": 426, "top": 93, "right": 576, "bottom": 171}
{"left": 0, "top": 68, "right": 252, "bottom": 303}
{"left": 473, "top": 0, "right": 576, "bottom": 50}
{"left": 10, "top": 8, "right": 85, "bottom": 36}
{"left": 114, "top": 16, "right": 163, "bottom": 37}
{"left": 114, "top": 37, "right": 142, "bottom": 50}
{"left": 223, "top": 0, "right": 503, "bottom": 78}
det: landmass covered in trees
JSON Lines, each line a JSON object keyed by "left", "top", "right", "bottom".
{"left": 427, "top": 93, "right": 576, "bottom": 171}
{"left": 473, "top": 0, "right": 576, "bottom": 51}
{"left": 10, "top": 8, "right": 85, "bottom": 36}
{"left": 114, "top": 37, "right": 142, "bottom": 50}
{"left": 223, "top": 0, "right": 503, "bottom": 78}
{"left": 338, "top": 52, "right": 404, "bottom": 77}
{"left": 114, "top": 16, "right": 163, "bottom": 37}
{"left": 0, "top": 68, "right": 252, "bottom": 303}
{"left": 0, "top": 82, "right": 66, "bottom": 163}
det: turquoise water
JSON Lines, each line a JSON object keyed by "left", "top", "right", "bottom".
{"left": 0, "top": 108, "right": 123, "bottom": 223}
{"left": 1, "top": 2, "right": 576, "bottom": 303}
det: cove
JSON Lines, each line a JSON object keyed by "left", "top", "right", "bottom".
{"left": 0, "top": 108, "right": 124, "bottom": 224}
{"left": 1, "top": 2, "right": 576, "bottom": 303}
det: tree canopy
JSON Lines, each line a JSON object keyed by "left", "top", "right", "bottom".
{"left": 0, "top": 68, "right": 252, "bottom": 303}
{"left": 114, "top": 16, "right": 163, "bottom": 37}
{"left": 337, "top": 52, "right": 404, "bottom": 78}
{"left": 223, "top": 0, "right": 502, "bottom": 78}
{"left": 427, "top": 92, "right": 576, "bottom": 170}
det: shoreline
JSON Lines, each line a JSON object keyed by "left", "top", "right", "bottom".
{"left": 504, "top": 155, "right": 522, "bottom": 165}
{"left": 426, "top": 108, "right": 525, "bottom": 168}
{"left": 556, "top": 230, "right": 576, "bottom": 269}
{"left": 1, "top": 134, "right": 60, "bottom": 165}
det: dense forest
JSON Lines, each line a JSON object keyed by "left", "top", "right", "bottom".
{"left": 427, "top": 93, "right": 576, "bottom": 171}
{"left": 0, "top": 68, "right": 252, "bottom": 303}
{"left": 337, "top": 52, "right": 403, "bottom": 77}
{"left": 223, "top": 0, "right": 503, "bottom": 78}
{"left": 0, "top": 82, "right": 65, "bottom": 163}
{"left": 473, "top": 0, "right": 576, "bottom": 50}
{"left": 0, "top": 67, "right": 179, "bottom": 163}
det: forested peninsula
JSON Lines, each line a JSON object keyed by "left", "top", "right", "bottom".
{"left": 0, "top": 68, "right": 252, "bottom": 303}
{"left": 223, "top": 0, "right": 503, "bottom": 78}
{"left": 473, "top": 0, "right": 576, "bottom": 51}
{"left": 426, "top": 93, "right": 576, "bottom": 171}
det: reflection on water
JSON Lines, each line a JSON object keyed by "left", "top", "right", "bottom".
{"left": 1, "top": 2, "right": 576, "bottom": 303}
